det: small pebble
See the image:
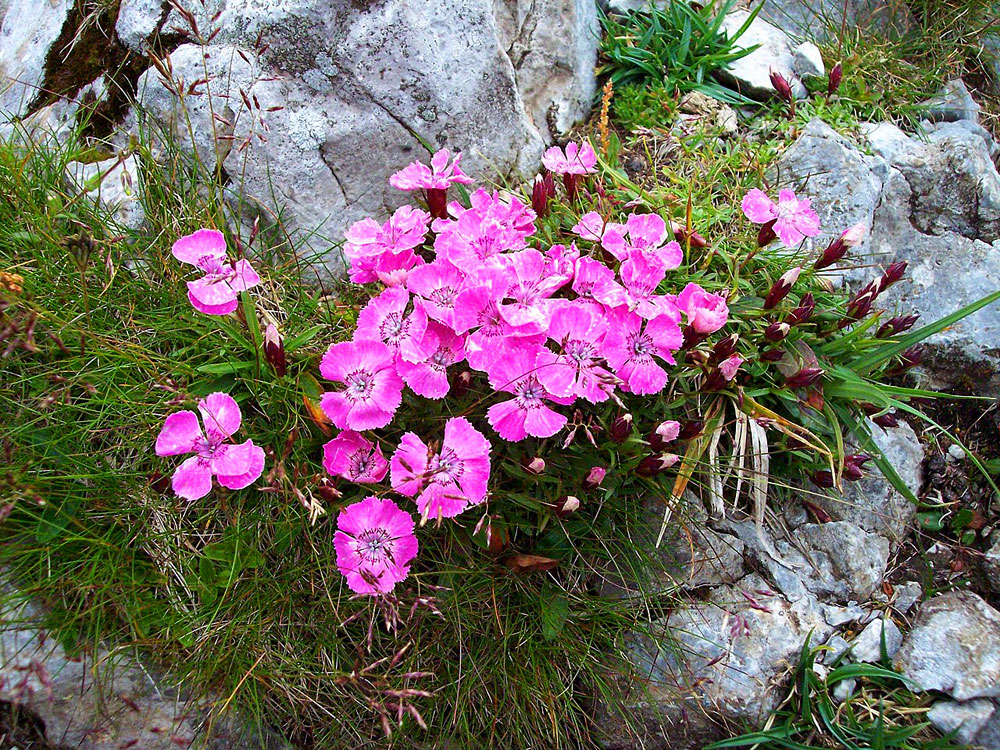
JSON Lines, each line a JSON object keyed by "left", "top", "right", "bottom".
{"left": 947, "top": 444, "right": 965, "bottom": 461}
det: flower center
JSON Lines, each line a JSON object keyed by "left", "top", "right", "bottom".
{"left": 355, "top": 528, "right": 394, "bottom": 564}
{"left": 379, "top": 312, "right": 409, "bottom": 343}
{"left": 429, "top": 286, "right": 457, "bottom": 307}
{"left": 348, "top": 450, "right": 375, "bottom": 479}
{"left": 430, "top": 347, "right": 454, "bottom": 369}
{"left": 515, "top": 375, "right": 544, "bottom": 408}
{"left": 344, "top": 369, "right": 374, "bottom": 402}
{"left": 630, "top": 332, "right": 653, "bottom": 358}
{"left": 429, "top": 447, "right": 464, "bottom": 484}
{"left": 565, "top": 339, "right": 594, "bottom": 364}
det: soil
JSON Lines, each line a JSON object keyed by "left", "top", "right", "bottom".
{"left": 0, "top": 702, "right": 65, "bottom": 750}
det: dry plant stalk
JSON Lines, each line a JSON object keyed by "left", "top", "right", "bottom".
{"left": 599, "top": 80, "right": 614, "bottom": 158}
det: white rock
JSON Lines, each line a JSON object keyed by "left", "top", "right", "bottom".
{"left": 717, "top": 10, "right": 810, "bottom": 101}
{"left": 0, "top": 0, "right": 74, "bottom": 118}
{"left": 849, "top": 616, "right": 903, "bottom": 663}
{"left": 892, "top": 581, "right": 923, "bottom": 613}
{"left": 927, "top": 699, "right": 996, "bottom": 744}
{"left": 67, "top": 155, "right": 146, "bottom": 231}
{"left": 984, "top": 536, "right": 1000, "bottom": 593}
{"left": 792, "top": 42, "right": 825, "bottom": 79}
{"left": 115, "top": 0, "right": 166, "bottom": 52}
{"left": 832, "top": 677, "right": 856, "bottom": 702}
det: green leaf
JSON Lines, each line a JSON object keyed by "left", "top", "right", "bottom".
{"left": 285, "top": 324, "right": 326, "bottom": 351}
{"left": 195, "top": 360, "right": 255, "bottom": 374}
{"left": 540, "top": 586, "right": 570, "bottom": 641}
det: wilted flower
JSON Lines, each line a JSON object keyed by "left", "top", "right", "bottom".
{"left": 648, "top": 420, "right": 681, "bottom": 450}
{"left": 677, "top": 419, "right": 704, "bottom": 440}
{"left": 809, "top": 470, "right": 834, "bottom": 489}
{"left": 334, "top": 495, "right": 418, "bottom": 595}
{"left": 842, "top": 452, "right": 870, "bottom": 481}
{"left": 583, "top": 466, "right": 606, "bottom": 490}
{"left": 742, "top": 189, "right": 821, "bottom": 247}
{"left": 172, "top": 229, "right": 260, "bottom": 316}
{"left": 323, "top": 431, "right": 389, "bottom": 484}
{"left": 155, "top": 392, "right": 265, "bottom": 501}
{"left": 719, "top": 355, "right": 743, "bottom": 381}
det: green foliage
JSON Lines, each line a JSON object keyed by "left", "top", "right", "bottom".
{"left": 598, "top": 0, "right": 759, "bottom": 105}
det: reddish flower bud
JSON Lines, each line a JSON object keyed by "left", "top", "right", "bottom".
{"left": 426, "top": 188, "right": 448, "bottom": 220}
{"left": 868, "top": 408, "right": 900, "bottom": 429}
{"left": 648, "top": 420, "right": 681, "bottom": 450}
{"left": 785, "top": 367, "right": 824, "bottom": 388}
{"left": 764, "top": 267, "right": 802, "bottom": 309}
{"left": 757, "top": 219, "right": 778, "bottom": 247}
{"left": 761, "top": 347, "right": 785, "bottom": 362}
{"left": 554, "top": 495, "right": 581, "bottom": 517}
{"left": 764, "top": 321, "right": 790, "bottom": 342}
{"left": 880, "top": 260, "right": 907, "bottom": 288}
{"left": 709, "top": 333, "right": 740, "bottom": 363}
{"left": 842, "top": 462, "right": 865, "bottom": 481}
{"left": 814, "top": 224, "right": 864, "bottom": 270}
{"left": 886, "top": 345, "right": 924, "bottom": 377}
{"left": 523, "top": 456, "right": 546, "bottom": 475}
{"left": 810, "top": 470, "right": 834, "bottom": 488}
{"left": 681, "top": 324, "right": 709, "bottom": 350}
{"left": 451, "top": 369, "right": 474, "bottom": 398}
{"left": 583, "top": 466, "right": 607, "bottom": 491}
{"left": 635, "top": 452, "right": 680, "bottom": 478}
{"left": 684, "top": 348, "right": 709, "bottom": 366}
{"left": 827, "top": 61, "right": 843, "bottom": 95}
{"left": 563, "top": 173, "right": 583, "bottom": 200}
{"left": 531, "top": 172, "right": 556, "bottom": 218}
{"left": 769, "top": 69, "right": 794, "bottom": 102}
{"left": 678, "top": 419, "right": 704, "bottom": 440}
{"left": 876, "top": 314, "right": 919, "bottom": 338}
{"left": 671, "top": 221, "right": 709, "bottom": 248}
{"left": 786, "top": 293, "right": 816, "bottom": 325}
{"left": 610, "top": 412, "right": 633, "bottom": 443}
{"left": 263, "top": 323, "right": 287, "bottom": 377}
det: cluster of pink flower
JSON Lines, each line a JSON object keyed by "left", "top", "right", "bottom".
{"left": 321, "top": 144, "right": 735, "bottom": 595}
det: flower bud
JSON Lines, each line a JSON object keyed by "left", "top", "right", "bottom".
{"left": 709, "top": 333, "right": 739, "bottom": 363}
{"left": 635, "top": 452, "right": 680, "bottom": 478}
{"left": 814, "top": 224, "right": 864, "bottom": 270}
{"left": 865, "top": 407, "right": 900, "bottom": 429}
{"left": 769, "top": 69, "right": 794, "bottom": 103}
{"left": 648, "top": 420, "right": 681, "bottom": 450}
{"left": 810, "top": 470, "right": 834, "bottom": 488}
{"left": 764, "top": 321, "right": 790, "bottom": 342}
{"left": 684, "top": 348, "right": 709, "bottom": 366}
{"left": 880, "top": 260, "right": 907, "bottom": 288}
{"left": 678, "top": 419, "right": 704, "bottom": 440}
{"left": 583, "top": 466, "right": 607, "bottom": 491}
{"left": 786, "top": 293, "right": 816, "bottom": 326}
{"left": 451, "top": 369, "right": 473, "bottom": 398}
{"left": 720, "top": 355, "right": 743, "bottom": 381}
{"left": 761, "top": 348, "right": 785, "bottom": 362}
{"left": 785, "top": 367, "right": 824, "bottom": 388}
{"left": 827, "top": 62, "right": 843, "bottom": 95}
{"left": 703, "top": 368, "right": 728, "bottom": 391}
{"left": 681, "top": 324, "right": 709, "bottom": 350}
{"left": 885, "top": 345, "right": 924, "bottom": 377}
{"left": 523, "top": 456, "right": 546, "bottom": 475}
{"left": 531, "top": 172, "right": 556, "bottom": 218}
{"left": 563, "top": 173, "right": 583, "bottom": 200}
{"left": 263, "top": 323, "right": 287, "bottom": 377}
{"left": 763, "top": 267, "right": 802, "bottom": 310}
{"left": 757, "top": 219, "right": 778, "bottom": 247}
{"left": 554, "top": 495, "right": 580, "bottom": 517}
{"left": 876, "top": 314, "right": 919, "bottom": 338}
{"left": 671, "top": 221, "right": 709, "bottom": 248}
{"left": 610, "top": 412, "right": 633, "bottom": 443}
{"left": 426, "top": 188, "right": 449, "bottom": 220}
{"left": 842, "top": 453, "right": 870, "bottom": 482}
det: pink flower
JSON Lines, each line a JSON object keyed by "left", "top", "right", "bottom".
{"left": 389, "top": 149, "right": 474, "bottom": 191}
{"left": 536, "top": 303, "right": 614, "bottom": 403}
{"left": 155, "top": 392, "right": 265, "bottom": 501}
{"left": 395, "top": 321, "right": 465, "bottom": 399}
{"left": 541, "top": 141, "right": 598, "bottom": 175}
{"left": 320, "top": 340, "right": 404, "bottom": 430}
{"left": 542, "top": 243, "right": 579, "bottom": 287}
{"left": 453, "top": 273, "right": 542, "bottom": 372}
{"left": 323, "top": 431, "right": 389, "bottom": 484}
{"left": 334, "top": 495, "right": 418, "bottom": 595}
{"left": 406, "top": 260, "right": 466, "bottom": 329}
{"left": 354, "top": 287, "right": 433, "bottom": 363}
{"left": 676, "top": 283, "right": 729, "bottom": 334}
{"left": 343, "top": 205, "right": 431, "bottom": 285}
{"left": 720, "top": 355, "right": 743, "bottom": 381}
{"left": 496, "top": 248, "right": 562, "bottom": 331}
{"left": 433, "top": 197, "right": 533, "bottom": 267}
{"left": 620, "top": 250, "right": 672, "bottom": 319}
{"left": 741, "top": 188, "right": 821, "bottom": 247}
{"left": 572, "top": 256, "right": 626, "bottom": 309}
{"left": 572, "top": 211, "right": 626, "bottom": 249}
{"left": 390, "top": 417, "right": 491, "bottom": 520}
{"left": 602, "top": 307, "right": 683, "bottom": 395}
{"left": 485, "top": 345, "right": 568, "bottom": 442}
{"left": 604, "top": 214, "right": 683, "bottom": 269}
{"left": 172, "top": 229, "right": 260, "bottom": 315}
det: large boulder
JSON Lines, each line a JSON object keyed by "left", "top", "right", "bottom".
{"left": 0, "top": 0, "right": 74, "bottom": 118}
{"left": 757, "top": 0, "right": 916, "bottom": 40}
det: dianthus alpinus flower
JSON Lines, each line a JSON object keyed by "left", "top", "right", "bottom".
{"left": 602, "top": 306, "right": 683, "bottom": 395}
{"left": 172, "top": 229, "right": 260, "bottom": 315}
{"left": 486, "top": 343, "right": 569, "bottom": 441}
{"left": 323, "top": 430, "right": 389, "bottom": 484}
{"left": 389, "top": 149, "right": 474, "bottom": 218}
{"left": 390, "top": 417, "right": 491, "bottom": 521}
{"left": 741, "top": 188, "right": 821, "bottom": 247}
{"left": 155, "top": 392, "right": 265, "bottom": 501}
{"left": 320, "top": 340, "right": 404, "bottom": 430}
{"left": 334, "top": 495, "right": 418, "bottom": 595}
{"left": 543, "top": 140, "right": 598, "bottom": 198}
{"left": 535, "top": 302, "right": 614, "bottom": 403}
{"left": 676, "top": 283, "right": 729, "bottom": 334}
{"left": 353, "top": 286, "right": 433, "bottom": 363}
{"left": 395, "top": 321, "right": 466, "bottom": 399}
{"left": 343, "top": 205, "right": 431, "bottom": 285}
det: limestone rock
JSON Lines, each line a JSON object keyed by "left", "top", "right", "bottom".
{"left": 919, "top": 78, "right": 981, "bottom": 124}
{"left": 849, "top": 616, "right": 903, "bottom": 663}
{"left": 984, "top": 536, "right": 1000, "bottom": 593}
{"left": 927, "top": 699, "right": 996, "bottom": 745}
{"left": 716, "top": 11, "right": 823, "bottom": 101}
{"left": 68, "top": 155, "right": 145, "bottom": 231}
{"left": 895, "top": 591, "right": 1000, "bottom": 701}
{"left": 0, "top": 0, "right": 74, "bottom": 118}
{"left": 758, "top": 0, "right": 916, "bottom": 40}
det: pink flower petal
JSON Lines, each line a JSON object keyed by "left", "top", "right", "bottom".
{"left": 198, "top": 392, "right": 242, "bottom": 440}
{"left": 187, "top": 291, "right": 238, "bottom": 316}
{"left": 171, "top": 455, "right": 214, "bottom": 501}
{"left": 216, "top": 441, "right": 265, "bottom": 489}
{"left": 172, "top": 229, "right": 226, "bottom": 269}
{"left": 155, "top": 411, "right": 204, "bottom": 456}
{"left": 741, "top": 189, "right": 778, "bottom": 224}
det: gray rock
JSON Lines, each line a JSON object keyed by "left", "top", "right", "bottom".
{"left": 895, "top": 592, "right": 1000, "bottom": 701}
{"left": 758, "top": 0, "right": 916, "bottom": 41}
{"left": 67, "top": 155, "right": 146, "bottom": 231}
{"left": 0, "top": 0, "right": 73, "bottom": 118}
{"left": 793, "top": 42, "right": 825, "bottom": 79}
{"left": 597, "top": 574, "right": 833, "bottom": 749}
{"left": 116, "top": 0, "right": 170, "bottom": 52}
{"left": 984, "top": 536, "right": 1000, "bottom": 593}
{"left": 716, "top": 11, "right": 819, "bottom": 101}
{"left": 0, "top": 586, "right": 288, "bottom": 749}
{"left": 892, "top": 581, "right": 924, "bottom": 613}
{"left": 821, "top": 634, "right": 851, "bottom": 664}
{"left": 972, "top": 706, "right": 1000, "bottom": 749}
{"left": 927, "top": 699, "right": 996, "bottom": 745}
{"left": 919, "top": 78, "right": 981, "bottom": 124}
{"left": 131, "top": 0, "right": 596, "bottom": 267}
{"left": 850, "top": 616, "right": 903, "bottom": 663}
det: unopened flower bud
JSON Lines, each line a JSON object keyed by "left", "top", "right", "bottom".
{"left": 810, "top": 470, "right": 834, "bottom": 488}
{"left": 827, "top": 61, "right": 843, "bottom": 95}
{"left": 523, "top": 456, "right": 546, "bottom": 475}
{"left": 426, "top": 188, "right": 449, "bottom": 220}
{"left": 785, "top": 367, "right": 824, "bottom": 388}
{"left": 761, "top": 348, "right": 785, "bottom": 362}
{"left": 583, "top": 466, "right": 607, "bottom": 491}
{"left": 764, "top": 321, "right": 790, "bottom": 342}
{"left": 769, "top": 69, "right": 794, "bottom": 103}
{"left": 684, "top": 348, "right": 709, "bottom": 366}
{"left": 880, "top": 260, "right": 907, "bottom": 288}
{"left": 708, "top": 333, "right": 739, "bottom": 363}
{"left": 554, "top": 495, "right": 581, "bottom": 517}
{"left": 814, "top": 223, "right": 865, "bottom": 270}
{"left": 703, "top": 368, "right": 728, "bottom": 391}
{"left": 671, "top": 221, "right": 709, "bottom": 248}
{"left": 451, "top": 369, "right": 473, "bottom": 398}
{"left": 865, "top": 406, "right": 900, "bottom": 429}
{"left": 764, "top": 267, "right": 802, "bottom": 309}
{"left": 681, "top": 324, "right": 709, "bottom": 350}
{"left": 786, "top": 293, "right": 816, "bottom": 326}
{"left": 886, "top": 345, "right": 924, "bottom": 377}
{"left": 531, "top": 172, "right": 556, "bottom": 218}
{"left": 635, "top": 452, "right": 680, "bottom": 478}
{"left": 678, "top": 419, "right": 704, "bottom": 440}
{"left": 876, "top": 313, "right": 919, "bottom": 338}
{"left": 610, "top": 412, "right": 633, "bottom": 443}
{"left": 757, "top": 219, "right": 778, "bottom": 247}
{"left": 263, "top": 323, "right": 287, "bottom": 377}
{"left": 842, "top": 453, "right": 870, "bottom": 482}
{"left": 648, "top": 420, "right": 681, "bottom": 450}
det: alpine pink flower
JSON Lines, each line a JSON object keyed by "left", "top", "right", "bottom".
{"left": 572, "top": 256, "right": 626, "bottom": 309}
{"left": 354, "top": 287, "right": 433, "bottom": 363}
{"left": 390, "top": 149, "right": 474, "bottom": 191}
{"left": 486, "top": 344, "right": 568, "bottom": 442}
{"left": 541, "top": 141, "right": 598, "bottom": 175}
{"left": 603, "top": 213, "right": 684, "bottom": 268}
{"left": 741, "top": 189, "right": 821, "bottom": 247}
{"left": 155, "top": 392, "right": 265, "bottom": 501}
{"left": 536, "top": 303, "right": 614, "bottom": 403}
{"left": 172, "top": 229, "right": 260, "bottom": 316}
{"left": 390, "top": 417, "right": 491, "bottom": 520}
{"left": 496, "top": 248, "right": 563, "bottom": 331}
{"left": 620, "top": 250, "right": 673, "bottom": 319}
{"left": 676, "top": 283, "right": 729, "bottom": 334}
{"left": 453, "top": 273, "right": 542, "bottom": 372}
{"left": 406, "top": 260, "right": 466, "bottom": 329}
{"left": 343, "top": 205, "right": 431, "bottom": 284}
{"left": 434, "top": 201, "right": 531, "bottom": 267}
{"left": 320, "top": 340, "right": 404, "bottom": 430}
{"left": 323, "top": 431, "right": 389, "bottom": 484}
{"left": 572, "top": 211, "right": 626, "bottom": 249}
{"left": 395, "top": 321, "right": 465, "bottom": 399}
{"left": 720, "top": 355, "right": 743, "bottom": 381}
{"left": 602, "top": 307, "right": 683, "bottom": 395}
{"left": 334, "top": 495, "right": 418, "bottom": 595}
